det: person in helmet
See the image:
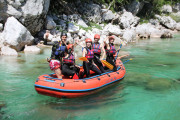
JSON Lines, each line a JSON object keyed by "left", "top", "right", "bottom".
{"left": 82, "top": 38, "right": 102, "bottom": 77}
{"left": 62, "top": 44, "right": 80, "bottom": 79}
{"left": 51, "top": 32, "right": 69, "bottom": 61}
{"left": 104, "top": 36, "right": 118, "bottom": 71}
{"left": 92, "top": 34, "right": 106, "bottom": 73}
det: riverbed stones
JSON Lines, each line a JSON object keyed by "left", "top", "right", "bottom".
{"left": 0, "top": 46, "right": 18, "bottom": 56}
{"left": 68, "top": 23, "right": 79, "bottom": 33}
{"left": 24, "top": 45, "right": 41, "bottom": 53}
{"left": 77, "top": 18, "right": 88, "bottom": 28}
{"left": 122, "top": 29, "right": 136, "bottom": 42}
{"left": 145, "top": 78, "right": 172, "bottom": 90}
{"left": 102, "top": 23, "right": 122, "bottom": 36}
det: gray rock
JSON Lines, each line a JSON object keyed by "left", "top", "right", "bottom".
{"left": 126, "top": 0, "right": 144, "bottom": 15}
{"left": 77, "top": 18, "right": 88, "bottom": 28}
{"left": 102, "top": 9, "right": 115, "bottom": 21}
{"left": 149, "top": 19, "right": 160, "bottom": 26}
{"left": 0, "top": 23, "right": 3, "bottom": 31}
{"left": 78, "top": 29, "right": 86, "bottom": 37}
{"left": 119, "top": 11, "right": 140, "bottom": 29}
{"left": 1, "top": 0, "right": 50, "bottom": 35}
{"left": 161, "top": 29, "right": 172, "bottom": 38}
{"left": 24, "top": 45, "right": 41, "bottom": 53}
{"left": 0, "top": 46, "right": 18, "bottom": 56}
{"left": 161, "top": 5, "right": 172, "bottom": 14}
{"left": 68, "top": 14, "right": 80, "bottom": 23}
{"left": 68, "top": 23, "right": 79, "bottom": 33}
{"left": 102, "top": 23, "right": 122, "bottom": 36}
{"left": 156, "top": 15, "right": 177, "bottom": 30}
{"left": 2, "top": 17, "right": 34, "bottom": 51}
{"left": 46, "top": 16, "right": 56, "bottom": 30}
{"left": 92, "top": 28, "right": 102, "bottom": 35}
{"left": 122, "top": 29, "right": 136, "bottom": 42}
{"left": 172, "top": 3, "right": 180, "bottom": 12}
{"left": 176, "top": 22, "right": 180, "bottom": 31}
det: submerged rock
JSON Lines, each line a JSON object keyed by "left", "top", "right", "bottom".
{"left": 24, "top": 45, "right": 41, "bottom": 53}
{"left": 0, "top": 46, "right": 18, "bottom": 56}
{"left": 124, "top": 72, "right": 151, "bottom": 86}
{"left": 145, "top": 78, "right": 172, "bottom": 90}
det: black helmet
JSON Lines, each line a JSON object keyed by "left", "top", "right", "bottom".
{"left": 61, "top": 32, "right": 67, "bottom": 37}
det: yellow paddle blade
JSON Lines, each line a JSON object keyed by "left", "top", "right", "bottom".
{"left": 101, "top": 60, "right": 114, "bottom": 70}
{"left": 79, "top": 57, "right": 88, "bottom": 61}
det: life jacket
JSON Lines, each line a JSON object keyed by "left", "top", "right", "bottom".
{"left": 63, "top": 54, "right": 74, "bottom": 65}
{"left": 85, "top": 47, "right": 94, "bottom": 60}
{"left": 54, "top": 45, "right": 66, "bottom": 56}
{"left": 92, "top": 43, "right": 101, "bottom": 55}
{"left": 106, "top": 44, "right": 116, "bottom": 55}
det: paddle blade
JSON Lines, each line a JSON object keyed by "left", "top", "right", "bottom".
{"left": 101, "top": 60, "right": 114, "bottom": 70}
{"left": 79, "top": 57, "right": 88, "bottom": 61}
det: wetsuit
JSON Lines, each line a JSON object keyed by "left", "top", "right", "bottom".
{"left": 83, "top": 47, "right": 102, "bottom": 77}
{"left": 105, "top": 43, "right": 117, "bottom": 71}
{"left": 62, "top": 54, "right": 79, "bottom": 77}
{"left": 92, "top": 43, "right": 105, "bottom": 73}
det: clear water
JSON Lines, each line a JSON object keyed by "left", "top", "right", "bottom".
{"left": 0, "top": 34, "right": 180, "bottom": 120}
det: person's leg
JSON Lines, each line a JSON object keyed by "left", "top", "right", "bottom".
{"left": 106, "top": 55, "right": 117, "bottom": 71}
{"left": 62, "top": 64, "right": 76, "bottom": 76}
{"left": 83, "top": 61, "right": 90, "bottom": 77}
{"left": 93, "top": 55, "right": 105, "bottom": 73}
{"left": 54, "top": 68, "right": 62, "bottom": 79}
{"left": 89, "top": 63, "right": 102, "bottom": 75}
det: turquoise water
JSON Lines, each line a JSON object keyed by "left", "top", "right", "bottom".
{"left": 0, "top": 34, "right": 180, "bottom": 120}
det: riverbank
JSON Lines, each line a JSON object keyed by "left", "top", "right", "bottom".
{"left": 0, "top": 1, "right": 180, "bottom": 56}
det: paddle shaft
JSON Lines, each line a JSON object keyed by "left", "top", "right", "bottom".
{"left": 115, "top": 44, "right": 122, "bottom": 61}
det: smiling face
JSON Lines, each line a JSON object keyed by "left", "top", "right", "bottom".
{"left": 86, "top": 42, "right": 92, "bottom": 48}
{"left": 109, "top": 38, "right": 114, "bottom": 44}
{"left": 61, "top": 35, "right": 67, "bottom": 43}
{"left": 94, "top": 38, "right": 99, "bottom": 43}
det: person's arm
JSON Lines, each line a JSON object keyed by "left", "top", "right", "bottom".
{"left": 100, "top": 44, "right": 106, "bottom": 60}
{"left": 117, "top": 54, "right": 129, "bottom": 60}
{"left": 82, "top": 48, "right": 89, "bottom": 62}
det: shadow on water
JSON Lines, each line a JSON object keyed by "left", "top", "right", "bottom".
{"left": 43, "top": 83, "right": 127, "bottom": 111}
{"left": 0, "top": 101, "right": 6, "bottom": 120}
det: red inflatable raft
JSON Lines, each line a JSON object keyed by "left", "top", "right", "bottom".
{"left": 34, "top": 59, "right": 126, "bottom": 98}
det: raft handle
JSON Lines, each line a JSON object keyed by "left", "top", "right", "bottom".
{"left": 107, "top": 74, "right": 111, "bottom": 77}
{"left": 83, "top": 80, "right": 86, "bottom": 83}
{"left": 60, "top": 83, "right": 65, "bottom": 87}
{"left": 116, "top": 72, "right": 119, "bottom": 74}
{"left": 97, "top": 78, "right": 100, "bottom": 80}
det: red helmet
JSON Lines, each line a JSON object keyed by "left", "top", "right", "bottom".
{"left": 67, "top": 44, "right": 73, "bottom": 50}
{"left": 85, "top": 38, "right": 92, "bottom": 43}
{"left": 94, "top": 34, "right": 100, "bottom": 39}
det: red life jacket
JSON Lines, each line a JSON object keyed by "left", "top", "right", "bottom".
{"left": 106, "top": 44, "right": 116, "bottom": 55}
{"left": 92, "top": 43, "right": 101, "bottom": 54}
{"left": 85, "top": 47, "right": 94, "bottom": 60}
{"left": 63, "top": 54, "right": 74, "bottom": 65}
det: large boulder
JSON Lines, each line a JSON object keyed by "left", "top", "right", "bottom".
{"left": 126, "top": 0, "right": 144, "bottom": 15}
{"left": 102, "top": 9, "right": 116, "bottom": 22}
{"left": 161, "top": 4, "right": 172, "bottom": 14}
{"left": 2, "top": 17, "right": 34, "bottom": 51}
{"left": 45, "top": 16, "right": 56, "bottom": 30}
{"left": 77, "top": 3, "right": 102, "bottom": 23}
{"left": 155, "top": 15, "right": 177, "bottom": 30}
{"left": 102, "top": 23, "right": 122, "bottom": 36}
{"left": 0, "top": 0, "right": 50, "bottom": 35}
{"left": 119, "top": 11, "right": 140, "bottom": 29}
{"left": 0, "top": 46, "right": 18, "bottom": 56}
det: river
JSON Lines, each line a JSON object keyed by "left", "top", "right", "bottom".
{"left": 0, "top": 34, "right": 180, "bottom": 120}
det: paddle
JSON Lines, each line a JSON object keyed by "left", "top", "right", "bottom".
{"left": 123, "top": 58, "right": 133, "bottom": 64}
{"left": 115, "top": 42, "right": 123, "bottom": 61}
{"left": 79, "top": 57, "right": 114, "bottom": 70}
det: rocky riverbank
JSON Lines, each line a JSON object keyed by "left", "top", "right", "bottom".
{"left": 0, "top": 0, "right": 179, "bottom": 56}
